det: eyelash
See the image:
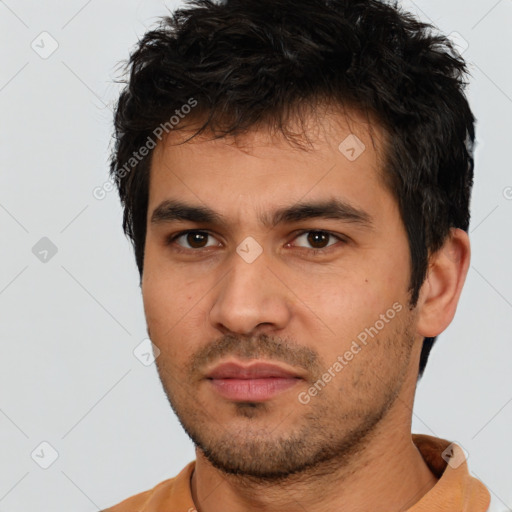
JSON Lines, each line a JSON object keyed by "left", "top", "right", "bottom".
{"left": 165, "top": 229, "right": 347, "bottom": 256}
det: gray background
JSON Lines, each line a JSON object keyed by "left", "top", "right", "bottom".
{"left": 0, "top": 0, "right": 511, "bottom": 510}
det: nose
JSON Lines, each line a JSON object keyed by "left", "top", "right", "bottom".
{"left": 209, "top": 244, "right": 292, "bottom": 336}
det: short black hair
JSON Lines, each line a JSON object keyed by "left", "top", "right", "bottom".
{"left": 109, "top": 0, "right": 476, "bottom": 379}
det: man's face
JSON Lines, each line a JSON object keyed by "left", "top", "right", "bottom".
{"left": 142, "top": 109, "right": 421, "bottom": 479}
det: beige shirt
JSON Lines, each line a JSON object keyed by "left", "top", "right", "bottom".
{"left": 102, "top": 433, "right": 491, "bottom": 511}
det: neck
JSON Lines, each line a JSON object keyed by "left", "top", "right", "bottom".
{"left": 190, "top": 409, "right": 438, "bottom": 512}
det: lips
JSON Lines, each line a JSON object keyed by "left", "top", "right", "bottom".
{"left": 206, "top": 361, "right": 303, "bottom": 401}
{"left": 206, "top": 361, "right": 301, "bottom": 380}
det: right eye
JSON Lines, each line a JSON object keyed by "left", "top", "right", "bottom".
{"left": 166, "top": 230, "right": 221, "bottom": 251}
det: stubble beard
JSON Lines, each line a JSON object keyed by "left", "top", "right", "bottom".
{"left": 154, "top": 316, "right": 415, "bottom": 482}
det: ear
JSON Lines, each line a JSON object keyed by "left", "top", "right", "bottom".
{"left": 415, "top": 228, "right": 471, "bottom": 338}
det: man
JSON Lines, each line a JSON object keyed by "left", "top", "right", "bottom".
{"left": 103, "top": 0, "right": 490, "bottom": 510}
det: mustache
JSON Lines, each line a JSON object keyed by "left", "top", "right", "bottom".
{"left": 186, "top": 332, "right": 322, "bottom": 377}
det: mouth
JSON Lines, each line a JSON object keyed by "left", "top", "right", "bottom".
{"left": 205, "top": 361, "right": 303, "bottom": 402}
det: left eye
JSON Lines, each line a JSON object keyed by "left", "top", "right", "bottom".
{"left": 288, "top": 230, "right": 342, "bottom": 250}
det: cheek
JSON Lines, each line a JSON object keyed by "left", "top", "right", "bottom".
{"left": 297, "top": 267, "right": 383, "bottom": 318}
{"left": 142, "top": 276, "right": 169, "bottom": 330}
{"left": 142, "top": 256, "right": 197, "bottom": 324}
{"left": 293, "top": 264, "right": 405, "bottom": 356}
{"left": 142, "top": 272, "right": 207, "bottom": 359}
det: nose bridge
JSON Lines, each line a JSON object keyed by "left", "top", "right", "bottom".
{"left": 209, "top": 239, "right": 291, "bottom": 334}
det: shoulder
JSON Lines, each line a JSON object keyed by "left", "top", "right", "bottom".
{"left": 100, "top": 462, "right": 196, "bottom": 512}
{"left": 100, "top": 479, "right": 173, "bottom": 512}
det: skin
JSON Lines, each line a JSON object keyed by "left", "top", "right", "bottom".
{"left": 141, "top": 106, "right": 471, "bottom": 512}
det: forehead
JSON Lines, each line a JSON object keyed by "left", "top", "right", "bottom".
{"left": 153, "top": 103, "right": 386, "bottom": 162}
{"left": 147, "top": 106, "right": 393, "bottom": 227}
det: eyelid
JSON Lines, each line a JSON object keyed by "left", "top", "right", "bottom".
{"left": 166, "top": 229, "right": 347, "bottom": 252}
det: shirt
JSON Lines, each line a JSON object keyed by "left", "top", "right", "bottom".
{"left": 102, "top": 433, "right": 491, "bottom": 511}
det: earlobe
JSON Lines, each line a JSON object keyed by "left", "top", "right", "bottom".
{"left": 416, "top": 228, "right": 471, "bottom": 338}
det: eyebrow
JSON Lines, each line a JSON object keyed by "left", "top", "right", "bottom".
{"left": 150, "top": 198, "right": 374, "bottom": 231}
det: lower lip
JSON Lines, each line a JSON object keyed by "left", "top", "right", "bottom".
{"left": 208, "top": 377, "right": 300, "bottom": 401}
